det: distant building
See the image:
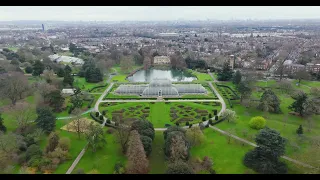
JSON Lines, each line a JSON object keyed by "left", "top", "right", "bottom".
{"left": 284, "top": 63, "right": 305, "bottom": 73}
{"left": 154, "top": 56, "right": 170, "bottom": 65}
{"left": 61, "top": 88, "right": 75, "bottom": 96}
{"left": 42, "top": 24, "right": 45, "bottom": 32}
{"left": 306, "top": 63, "right": 320, "bottom": 73}
{"left": 48, "top": 55, "right": 84, "bottom": 65}
{"left": 158, "top": 33, "right": 179, "bottom": 37}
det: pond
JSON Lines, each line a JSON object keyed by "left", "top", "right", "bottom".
{"left": 127, "top": 68, "right": 197, "bottom": 82}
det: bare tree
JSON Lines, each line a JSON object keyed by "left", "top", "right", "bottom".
{"left": 115, "top": 117, "right": 131, "bottom": 154}
{"left": 43, "top": 69, "right": 55, "bottom": 84}
{"left": 143, "top": 56, "right": 152, "bottom": 70}
{"left": 294, "top": 69, "right": 311, "bottom": 85}
{"left": 11, "top": 103, "right": 36, "bottom": 133}
{"left": 120, "top": 56, "right": 134, "bottom": 74}
{"left": 0, "top": 72, "right": 30, "bottom": 105}
{"left": 67, "top": 108, "right": 88, "bottom": 139}
{"left": 35, "top": 82, "right": 57, "bottom": 103}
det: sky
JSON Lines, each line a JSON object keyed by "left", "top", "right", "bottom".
{"left": 1, "top": 6, "right": 320, "bottom": 21}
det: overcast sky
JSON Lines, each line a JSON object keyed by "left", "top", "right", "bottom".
{"left": 1, "top": 6, "right": 320, "bottom": 21}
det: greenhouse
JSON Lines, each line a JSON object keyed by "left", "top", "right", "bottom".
{"left": 114, "top": 78, "right": 207, "bottom": 97}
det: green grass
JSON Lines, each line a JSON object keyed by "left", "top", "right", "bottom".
{"left": 190, "top": 128, "right": 253, "bottom": 174}
{"left": 191, "top": 71, "right": 212, "bottom": 82}
{"left": 58, "top": 51, "right": 73, "bottom": 57}
{"left": 292, "top": 79, "right": 320, "bottom": 88}
{"left": 113, "top": 65, "right": 142, "bottom": 75}
{"left": 111, "top": 75, "right": 128, "bottom": 82}
{"left": 73, "top": 128, "right": 127, "bottom": 174}
{"left": 149, "top": 131, "right": 167, "bottom": 174}
{"left": 74, "top": 77, "right": 107, "bottom": 91}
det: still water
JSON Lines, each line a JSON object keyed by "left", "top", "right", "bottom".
{"left": 127, "top": 68, "right": 197, "bottom": 82}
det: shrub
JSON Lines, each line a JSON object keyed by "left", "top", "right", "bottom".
{"left": 186, "top": 122, "right": 190, "bottom": 126}
{"left": 17, "top": 152, "right": 27, "bottom": 164}
{"left": 176, "top": 122, "right": 180, "bottom": 126}
{"left": 99, "top": 115, "right": 104, "bottom": 120}
{"left": 296, "top": 125, "right": 303, "bottom": 135}
{"left": 113, "top": 162, "right": 125, "bottom": 174}
{"left": 202, "top": 117, "right": 206, "bottom": 121}
{"left": 58, "top": 137, "right": 71, "bottom": 151}
{"left": 213, "top": 110, "right": 217, "bottom": 115}
{"left": 189, "top": 124, "right": 193, "bottom": 128}
{"left": 102, "top": 111, "right": 106, "bottom": 116}
{"left": 205, "top": 123, "right": 209, "bottom": 128}
{"left": 26, "top": 144, "right": 42, "bottom": 161}
{"left": 209, "top": 114, "right": 212, "bottom": 119}
{"left": 249, "top": 116, "right": 266, "bottom": 130}
{"left": 209, "top": 119, "right": 213, "bottom": 125}
{"left": 106, "top": 119, "right": 111, "bottom": 124}
{"left": 25, "top": 66, "right": 33, "bottom": 74}
{"left": 215, "top": 116, "right": 218, "bottom": 121}
{"left": 115, "top": 122, "right": 119, "bottom": 126}
{"left": 95, "top": 112, "right": 99, "bottom": 117}
{"left": 166, "top": 160, "right": 194, "bottom": 174}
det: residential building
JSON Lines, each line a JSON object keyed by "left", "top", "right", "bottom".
{"left": 154, "top": 56, "right": 171, "bottom": 65}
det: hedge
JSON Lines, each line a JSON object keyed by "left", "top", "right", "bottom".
{"left": 216, "top": 84, "right": 240, "bottom": 99}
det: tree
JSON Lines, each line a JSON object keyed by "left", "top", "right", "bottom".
{"left": 166, "top": 160, "right": 194, "bottom": 174}
{"left": 63, "top": 72, "right": 74, "bottom": 87}
{"left": 47, "top": 90, "right": 65, "bottom": 112}
{"left": 170, "top": 51, "right": 187, "bottom": 69}
{"left": 233, "top": 70, "right": 242, "bottom": 85}
{"left": 288, "top": 91, "right": 308, "bottom": 116}
{"left": 185, "top": 126, "right": 205, "bottom": 146}
{"left": 257, "top": 89, "right": 281, "bottom": 114}
{"left": 26, "top": 144, "right": 43, "bottom": 161}
{"left": 131, "top": 120, "right": 155, "bottom": 140}
{"left": 277, "top": 80, "right": 293, "bottom": 94}
{"left": 25, "top": 66, "right": 33, "bottom": 74}
{"left": 217, "top": 62, "right": 234, "bottom": 81}
{"left": 243, "top": 127, "right": 287, "bottom": 174}
{"left": 45, "top": 132, "right": 60, "bottom": 153}
{"left": 126, "top": 130, "right": 149, "bottom": 174}
{"left": 140, "top": 136, "right": 152, "bottom": 157}
{"left": 85, "top": 122, "right": 106, "bottom": 152}
{"left": 43, "top": 69, "right": 55, "bottom": 83}
{"left": 57, "top": 67, "right": 65, "bottom": 77}
{"left": 35, "top": 106, "right": 56, "bottom": 134}
{"left": 249, "top": 116, "right": 266, "bottom": 130}
{"left": 11, "top": 103, "right": 35, "bottom": 133}
{"left": 85, "top": 66, "right": 103, "bottom": 83}
{"left": 120, "top": 56, "right": 134, "bottom": 74}
{"left": 0, "top": 113, "right": 6, "bottom": 132}
{"left": 64, "top": 65, "right": 72, "bottom": 74}
{"left": 294, "top": 69, "right": 310, "bottom": 85}
{"left": 237, "top": 80, "right": 253, "bottom": 103}
{"left": 143, "top": 56, "right": 152, "bottom": 70}
{"left": 70, "top": 92, "right": 83, "bottom": 109}
{"left": 67, "top": 108, "right": 88, "bottom": 139}
{"left": 32, "top": 60, "right": 45, "bottom": 76}
{"left": 58, "top": 137, "right": 71, "bottom": 151}
{"left": 0, "top": 72, "right": 30, "bottom": 105}
{"left": 115, "top": 120, "right": 130, "bottom": 154}
{"left": 296, "top": 125, "right": 303, "bottom": 136}
{"left": 220, "top": 109, "right": 237, "bottom": 123}
{"left": 165, "top": 131, "right": 190, "bottom": 162}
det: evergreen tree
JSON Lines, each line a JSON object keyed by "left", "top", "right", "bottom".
{"left": 243, "top": 127, "right": 287, "bottom": 174}
{"left": 57, "top": 67, "right": 65, "bottom": 77}
{"left": 35, "top": 106, "right": 56, "bottom": 134}
{"left": 288, "top": 91, "right": 308, "bottom": 116}
{"left": 64, "top": 65, "right": 72, "bottom": 74}
{"left": 296, "top": 125, "right": 303, "bottom": 135}
{"left": 85, "top": 122, "right": 106, "bottom": 152}
{"left": 25, "top": 66, "right": 33, "bottom": 74}
{"left": 45, "top": 132, "right": 60, "bottom": 153}
{"left": 237, "top": 80, "right": 252, "bottom": 102}
{"left": 47, "top": 90, "right": 65, "bottom": 112}
{"left": 63, "top": 72, "right": 74, "bottom": 87}
{"left": 257, "top": 89, "right": 282, "bottom": 113}
{"left": 166, "top": 160, "right": 194, "bottom": 174}
{"left": 85, "top": 66, "right": 103, "bottom": 83}
{"left": 32, "top": 60, "right": 45, "bottom": 76}
{"left": 233, "top": 70, "right": 242, "bottom": 85}
{"left": 217, "top": 62, "right": 234, "bottom": 81}
{"left": 0, "top": 113, "right": 7, "bottom": 132}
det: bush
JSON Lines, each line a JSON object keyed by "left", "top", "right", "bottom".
{"left": 166, "top": 161, "right": 194, "bottom": 174}
{"left": 189, "top": 124, "right": 193, "bottom": 128}
{"left": 115, "top": 122, "right": 119, "bottom": 126}
{"left": 95, "top": 112, "right": 99, "bottom": 117}
{"left": 99, "top": 115, "right": 104, "bottom": 120}
{"left": 213, "top": 110, "right": 217, "bottom": 115}
{"left": 58, "top": 137, "right": 71, "bottom": 151}
{"left": 113, "top": 162, "right": 125, "bottom": 174}
{"left": 176, "top": 122, "right": 180, "bottom": 126}
{"left": 185, "top": 122, "right": 190, "bottom": 126}
{"left": 106, "top": 119, "right": 111, "bottom": 124}
{"left": 249, "top": 116, "right": 266, "bottom": 130}
{"left": 209, "top": 114, "right": 212, "bottom": 119}
{"left": 209, "top": 119, "right": 213, "bottom": 125}
{"left": 202, "top": 117, "right": 206, "bottom": 122}
{"left": 17, "top": 152, "right": 27, "bottom": 164}
{"left": 215, "top": 116, "right": 218, "bottom": 121}
{"left": 205, "top": 123, "right": 209, "bottom": 128}
{"left": 102, "top": 111, "right": 106, "bottom": 116}
{"left": 25, "top": 66, "right": 33, "bottom": 74}
{"left": 26, "top": 144, "right": 42, "bottom": 161}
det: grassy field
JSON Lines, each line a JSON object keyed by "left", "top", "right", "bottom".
{"left": 74, "top": 77, "right": 108, "bottom": 91}
{"left": 190, "top": 128, "right": 254, "bottom": 174}
{"left": 72, "top": 128, "right": 127, "bottom": 174}
{"left": 99, "top": 102, "right": 221, "bottom": 128}
{"left": 191, "top": 71, "right": 212, "bottom": 82}
{"left": 111, "top": 75, "right": 128, "bottom": 82}
{"left": 149, "top": 131, "right": 167, "bottom": 174}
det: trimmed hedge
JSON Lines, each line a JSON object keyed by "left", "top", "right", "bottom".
{"left": 216, "top": 84, "right": 240, "bottom": 99}
{"left": 89, "top": 85, "right": 106, "bottom": 92}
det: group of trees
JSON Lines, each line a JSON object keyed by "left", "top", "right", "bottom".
{"left": 217, "top": 62, "right": 234, "bottom": 81}
{"left": 288, "top": 91, "right": 319, "bottom": 117}
{"left": 78, "top": 60, "right": 103, "bottom": 83}
{"left": 170, "top": 51, "right": 187, "bottom": 69}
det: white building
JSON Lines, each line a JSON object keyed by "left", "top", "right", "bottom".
{"left": 61, "top": 88, "right": 75, "bottom": 96}
{"left": 48, "top": 55, "right": 84, "bottom": 65}
{"left": 154, "top": 56, "right": 171, "bottom": 65}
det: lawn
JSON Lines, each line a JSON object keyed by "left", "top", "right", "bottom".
{"left": 74, "top": 76, "right": 108, "bottom": 91}
{"left": 72, "top": 127, "right": 127, "bottom": 174}
{"left": 190, "top": 128, "right": 254, "bottom": 174}
{"left": 191, "top": 71, "right": 212, "bottom": 82}
{"left": 99, "top": 102, "right": 221, "bottom": 128}
{"left": 149, "top": 131, "right": 167, "bottom": 174}
{"left": 111, "top": 75, "right": 128, "bottom": 82}
{"left": 113, "top": 65, "right": 142, "bottom": 75}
